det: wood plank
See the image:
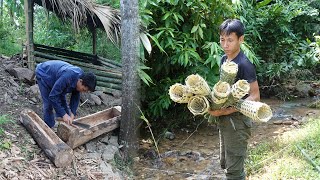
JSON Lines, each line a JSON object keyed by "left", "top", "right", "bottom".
{"left": 57, "top": 106, "right": 121, "bottom": 149}
{"left": 20, "top": 109, "right": 73, "bottom": 167}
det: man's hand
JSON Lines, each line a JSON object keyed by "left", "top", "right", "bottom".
{"left": 62, "top": 114, "right": 72, "bottom": 125}
{"left": 208, "top": 107, "right": 237, "bottom": 117}
{"left": 70, "top": 113, "right": 75, "bottom": 121}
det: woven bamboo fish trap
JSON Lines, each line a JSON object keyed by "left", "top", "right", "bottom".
{"left": 187, "top": 95, "right": 210, "bottom": 115}
{"left": 185, "top": 74, "right": 211, "bottom": 96}
{"left": 220, "top": 61, "right": 238, "bottom": 84}
{"left": 235, "top": 99, "right": 273, "bottom": 122}
{"left": 231, "top": 80, "right": 250, "bottom": 99}
{"left": 168, "top": 83, "right": 193, "bottom": 103}
{"left": 211, "top": 81, "right": 231, "bottom": 105}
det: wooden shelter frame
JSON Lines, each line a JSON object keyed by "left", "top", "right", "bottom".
{"left": 24, "top": 0, "right": 123, "bottom": 93}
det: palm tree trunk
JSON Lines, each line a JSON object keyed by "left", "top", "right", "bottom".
{"left": 119, "top": 0, "right": 140, "bottom": 162}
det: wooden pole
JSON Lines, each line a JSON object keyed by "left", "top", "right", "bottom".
{"left": 93, "top": 27, "right": 97, "bottom": 55}
{"left": 24, "top": 0, "right": 35, "bottom": 70}
{"left": 20, "top": 109, "right": 73, "bottom": 167}
{"left": 119, "top": 0, "right": 140, "bottom": 162}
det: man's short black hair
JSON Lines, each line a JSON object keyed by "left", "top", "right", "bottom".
{"left": 80, "top": 72, "right": 97, "bottom": 92}
{"left": 219, "top": 19, "right": 245, "bottom": 38}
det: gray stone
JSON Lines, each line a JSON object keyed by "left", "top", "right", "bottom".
{"left": 80, "top": 93, "right": 95, "bottom": 106}
{"left": 82, "top": 152, "right": 101, "bottom": 160}
{"left": 109, "top": 98, "right": 122, "bottom": 107}
{"left": 90, "top": 93, "right": 101, "bottom": 105}
{"left": 101, "top": 145, "right": 119, "bottom": 161}
{"left": 4, "top": 93, "right": 13, "bottom": 104}
{"left": 7, "top": 67, "right": 34, "bottom": 84}
{"left": 108, "top": 136, "right": 119, "bottom": 147}
{"left": 99, "top": 93, "right": 112, "bottom": 105}
{"left": 85, "top": 141, "right": 97, "bottom": 153}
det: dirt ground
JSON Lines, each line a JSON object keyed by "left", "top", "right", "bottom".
{"left": 0, "top": 55, "right": 320, "bottom": 180}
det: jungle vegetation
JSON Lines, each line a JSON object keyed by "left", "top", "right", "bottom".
{"left": 0, "top": 0, "right": 319, "bottom": 133}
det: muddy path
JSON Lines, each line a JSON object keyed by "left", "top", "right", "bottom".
{"left": 134, "top": 98, "right": 320, "bottom": 180}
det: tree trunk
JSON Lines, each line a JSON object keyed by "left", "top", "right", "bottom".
{"left": 20, "top": 109, "right": 73, "bottom": 167}
{"left": 119, "top": 0, "right": 140, "bottom": 162}
{"left": 24, "top": 0, "right": 35, "bottom": 70}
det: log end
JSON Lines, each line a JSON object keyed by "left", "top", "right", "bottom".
{"left": 53, "top": 143, "right": 73, "bottom": 167}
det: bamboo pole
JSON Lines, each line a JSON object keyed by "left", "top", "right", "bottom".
{"left": 95, "top": 86, "right": 121, "bottom": 95}
{"left": 35, "top": 45, "right": 101, "bottom": 66}
{"left": 35, "top": 44, "right": 97, "bottom": 60}
{"left": 34, "top": 52, "right": 122, "bottom": 78}
{"left": 96, "top": 76, "right": 122, "bottom": 84}
{"left": 97, "top": 56, "right": 122, "bottom": 67}
{"left": 97, "top": 81, "right": 122, "bottom": 90}
{"left": 35, "top": 44, "right": 122, "bottom": 68}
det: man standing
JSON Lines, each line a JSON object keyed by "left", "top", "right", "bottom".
{"left": 35, "top": 60, "right": 97, "bottom": 128}
{"left": 208, "top": 19, "right": 260, "bottom": 179}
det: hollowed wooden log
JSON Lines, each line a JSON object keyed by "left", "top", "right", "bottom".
{"left": 57, "top": 106, "right": 121, "bottom": 149}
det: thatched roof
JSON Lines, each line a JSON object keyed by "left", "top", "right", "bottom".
{"left": 34, "top": 0, "right": 121, "bottom": 45}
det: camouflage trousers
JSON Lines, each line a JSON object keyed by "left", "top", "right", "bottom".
{"left": 218, "top": 112, "right": 252, "bottom": 180}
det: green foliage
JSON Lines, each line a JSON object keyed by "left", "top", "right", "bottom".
{"left": 0, "top": 0, "right": 25, "bottom": 56}
{"left": 0, "top": 115, "right": 13, "bottom": 150}
{"left": 0, "top": 115, "right": 12, "bottom": 135}
{"left": 33, "top": 7, "right": 121, "bottom": 62}
{"left": 95, "top": 0, "right": 120, "bottom": 9}
{"left": 236, "top": 0, "right": 320, "bottom": 99}
{"left": 140, "top": 0, "right": 237, "bottom": 125}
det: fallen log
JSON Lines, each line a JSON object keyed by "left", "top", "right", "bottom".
{"left": 20, "top": 109, "right": 73, "bottom": 167}
{"left": 57, "top": 106, "right": 121, "bottom": 149}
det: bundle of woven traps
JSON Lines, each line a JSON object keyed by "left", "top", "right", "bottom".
{"left": 168, "top": 61, "right": 273, "bottom": 123}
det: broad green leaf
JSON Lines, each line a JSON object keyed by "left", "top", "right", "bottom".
{"left": 191, "top": 25, "right": 198, "bottom": 33}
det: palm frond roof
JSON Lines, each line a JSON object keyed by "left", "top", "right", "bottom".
{"left": 34, "top": 0, "right": 121, "bottom": 45}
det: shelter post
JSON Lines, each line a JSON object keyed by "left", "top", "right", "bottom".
{"left": 24, "top": 0, "right": 35, "bottom": 70}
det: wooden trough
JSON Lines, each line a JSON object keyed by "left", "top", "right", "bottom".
{"left": 20, "top": 109, "right": 73, "bottom": 168}
{"left": 57, "top": 106, "right": 121, "bottom": 149}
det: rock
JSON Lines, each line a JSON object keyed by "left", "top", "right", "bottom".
{"left": 80, "top": 93, "right": 95, "bottom": 106}
{"left": 99, "top": 93, "right": 112, "bottom": 105}
{"left": 99, "top": 162, "right": 114, "bottom": 176}
{"left": 7, "top": 78, "right": 19, "bottom": 87}
{"left": 90, "top": 93, "right": 101, "bottom": 105}
{"left": 82, "top": 152, "right": 101, "bottom": 160}
{"left": 109, "top": 98, "right": 122, "bottom": 107}
{"left": 295, "top": 82, "right": 313, "bottom": 98}
{"left": 108, "top": 136, "right": 119, "bottom": 147}
{"left": 112, "top": 90, "right": 122, "bottom": 98}
{"left": 100, "top": 162, "right": 122, "bottom": 179}
{"left": 4, "top": 93, "right": 13, "bottom": 104}
{"left": 85, "top": 141, "right": 97, "bottom": 153}
{"left": 101, "top": 145, "right": 119, "bottom": 161}
{"left": 92, "top": 91, "right": 104, "bottom": 96}
{"left": 6, "top": 67, "right": 35, "bottom": 84}
{"left": 30, "top": 84, "right": 40, "bottom": 96}
{"left": 30, "top": 97, "right": 38, "bottom": 103}
{"left": 164, "top": 131, "right": 175, "bottom": 140}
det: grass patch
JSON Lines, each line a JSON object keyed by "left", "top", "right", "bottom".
{"left": 0, "top": 115, "right": 12, "bottom": 135}
{"left": 0, "top": 40, "right": 22, "bottom": 57}
{"left": 0, "top": 115, "right": 14, "bottom": 150}
{"left": 247, "top": 118, "right": 320, "bottom": 179}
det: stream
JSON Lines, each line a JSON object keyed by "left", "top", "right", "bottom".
{"left": 134, "top": 98, "right": 320, "bottom": 180}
